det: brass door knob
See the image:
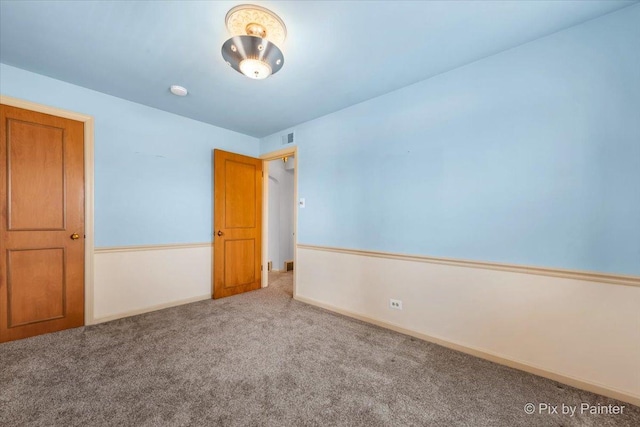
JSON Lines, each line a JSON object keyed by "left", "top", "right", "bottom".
{"left": 70, "top": 233, "right": 80, "bottom": 240}
{"left": 217, "top": 230, "right": 224, "bottom": 237}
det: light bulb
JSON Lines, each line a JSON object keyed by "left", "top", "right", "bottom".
{"left": 239, "top": 59, "right": 272, "bottom": 80}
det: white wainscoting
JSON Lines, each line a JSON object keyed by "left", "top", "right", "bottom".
{"left": 93, "top": 243, "right": 212, "bottom": 323}
{"left": 295, "top": 245, "right": 640, "bottom": 406}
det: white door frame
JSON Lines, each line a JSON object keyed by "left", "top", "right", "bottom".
{"left": 0, "top": 95, "right": 96, "bottom": 325}
{"left": 260, "top": 146, "right": 298, "bottom": 296}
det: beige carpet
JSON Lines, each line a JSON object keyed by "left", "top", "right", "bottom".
{"left": 0, "top": 271, "right": 637, "bottom": 426}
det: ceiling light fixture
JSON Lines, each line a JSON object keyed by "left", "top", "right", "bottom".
{"left": 221, "top": 5, "right": 286, "bottom": 80}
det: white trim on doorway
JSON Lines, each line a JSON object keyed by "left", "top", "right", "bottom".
{"left": 0, "top": 95, "right": 96, "bottom": 325}
{"left": 260, "top": 146, "right": 298, "bottom": 297}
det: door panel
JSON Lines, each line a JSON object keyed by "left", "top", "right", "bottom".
{"left": 224, "top": 239, "right": 256, "bottom": 288}
{"left": 214, "top": 149, "right": 262, "bottom": 299}
{"left": 0, "top": 104, "right": 85, "bottom": 343}
{"left": 8, "top": 119, "right": 65, "bottom": 230}
{"left": 224, "top": 161, "right": 257, "bottom": 229}
{"left": 8, "top": 248, "right": 65, "bottom": 327}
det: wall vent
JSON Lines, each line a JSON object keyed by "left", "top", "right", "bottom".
{"left": 284, "top": 260, "right": 294, "bottom": 271}
{"left": 281, "top": 131, "right": 295, "bottom": 145}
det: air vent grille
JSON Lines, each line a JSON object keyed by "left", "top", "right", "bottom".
{"left": 281, "top": 131, "right": 295, "bottom": 145}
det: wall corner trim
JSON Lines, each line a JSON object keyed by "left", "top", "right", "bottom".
{"left": 294, "top": 294, "right": 640, "bottom": 407}
{"left": 297, "top": 244, "right": 640, "bottom": 288}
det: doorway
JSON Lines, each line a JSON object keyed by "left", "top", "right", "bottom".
{"left": 212, "top": 149, "right": 263, "bottom": 299}
{"left": 0, "top": 102, "right": 89, "bottom": 342}
{"left": 261, "top": 147, "right": 297, "bottom": 296}
{"left": 212, "top": 148, "right": 297, "bottom": 300}
{"left": 266, "top": 155, "right": 295, "bottom": 296}
{"left": 1, "top": 96, "right": 95, "bottom": 332}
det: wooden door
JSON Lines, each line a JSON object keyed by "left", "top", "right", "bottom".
{"left": 213, "top": 149, "right": 262, "bottom": 298}
{"left": 0, "top": 104, "right": 85, "bottom": 343}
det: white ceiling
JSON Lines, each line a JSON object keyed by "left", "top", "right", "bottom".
{"left": 0, "top": 0, "right": 636, "bottom": 137}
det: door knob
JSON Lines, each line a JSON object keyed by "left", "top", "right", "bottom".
{"left": 217, "top": 230, "right": 224, "bottom": 237}
{"left": 70, "top": 233, "right": 80, "bottom": 240}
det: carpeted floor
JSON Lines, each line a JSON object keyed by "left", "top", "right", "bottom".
{"left": 1, "top": 271, "right": 638, "bottom": 426}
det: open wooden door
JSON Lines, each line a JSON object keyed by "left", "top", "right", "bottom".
{"left": 213, "top": 149, "right": 262, "bottom": 299}
{"left": 0, "top": 104, "right": 85, "bottom": 343}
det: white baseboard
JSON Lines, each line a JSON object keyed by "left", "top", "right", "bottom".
{"left": 295, "top": 294, "right": 640, "bottom": 407}
{"left": 93, "top": 294, "right": 211, "bottom": 324}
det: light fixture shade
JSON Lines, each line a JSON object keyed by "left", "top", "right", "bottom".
{"left": 221, "top": 35, "right": 284, "bottom": 79}
{"left": 239, "top": 59, "right": 271, "bottom": 80}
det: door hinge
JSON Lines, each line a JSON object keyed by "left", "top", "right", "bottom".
{"left": 261, "top": 264, "right": 263, "bottom": 271}
{"left": 262, "top": 171, "right": 264, "bottom": 178}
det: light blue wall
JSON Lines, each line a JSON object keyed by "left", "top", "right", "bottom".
{"left": 261, "top": 6, "right": 640, "bottom": 276}
{"left": 0, "top": 64, "right": 259, "bottom": 247}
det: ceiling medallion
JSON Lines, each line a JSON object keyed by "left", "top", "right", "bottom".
{"left": 221, "top": 4, "right": 286, "bottom": 80}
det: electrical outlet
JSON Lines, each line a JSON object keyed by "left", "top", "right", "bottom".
{"left": 389, "top": 299, "right": 403, "bottom": 310}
